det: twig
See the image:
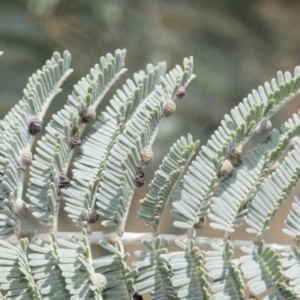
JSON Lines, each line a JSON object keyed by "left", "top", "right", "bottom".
{"left": 4, "top": 231, "right": 292, "bottom": 253}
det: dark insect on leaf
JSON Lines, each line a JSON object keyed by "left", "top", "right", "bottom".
{"left": 86, "top": 208, "right": 99, "bottom": 224}
{"left": 70, "top": 135, "right": 82, "bottom": 148}
{"left": 28, "top": 116, "right": 43, "bottom": 135}
{"left": 80, "top": 106, "right": 96, "bottom": 123}
{"left": 135, "top": 169, "right": 145, "bottom": 188}
{"left": 58, "top": 173, "right": 70, "bottom": 189}
{"left": 132, "top": 293, "right": 143, "bottom": 300}
{"left": 176, "top": 85, "right": 186, "bottom": 99}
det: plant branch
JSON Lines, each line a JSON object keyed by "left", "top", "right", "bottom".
{"left": 4, "top": 231, "right": 293, "bottom": 253}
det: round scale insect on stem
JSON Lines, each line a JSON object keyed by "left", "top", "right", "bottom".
{"left": 18, "top": 148, "right": 33, "bottom": 170}
{"left": 230, "top": 144, "right": 243, "bottom": 162}
{"left": 176, "top": 85, "right": 186, "bottom": 99}
{"left": 70, "top": 135, "right": 82, "bottom": 148}
{"left": 219, "top": 159, "right": 233, "bottom": 178}
{"left": 15, "top": 198, "right": 27, "bottom": 218}
{"left": 132, "top": 293, "right": 143, "bottom": 300}
{"left": 84, "top": 208, "right": 99, "bottom": 224}
{"left": 80, "top": 106, "right": 96, "bottom": 123}
{"left": 135, "top": 169, "right": 146, "bottom": 188}
{"left": 193, "top": 216, "right": 206, "bottom": 229}
{"left": 255, "top": 119, "right": 272, "bottom": 134}
{"left": 163, "top": 99, "right": 176, "bottom": 118}
{"left": 28, "top": 116, "right": 43, "bottom": 135}
{"left": 58, "top": 173, "right": 70, "bottom": 189}
{"left": 140, "top": 146, "right": 153, "bottom": 165}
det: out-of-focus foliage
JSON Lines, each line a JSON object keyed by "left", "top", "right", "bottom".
{"left": 1, "top": 0, "right": 300, "bottom": 139}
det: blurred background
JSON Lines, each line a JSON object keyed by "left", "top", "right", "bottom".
{"left": 0, "top": 0, "right": 300, "bottom": 298}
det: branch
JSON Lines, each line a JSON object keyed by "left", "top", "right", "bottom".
{"left": 4, "top": 231, "right": 292, "bottom": 252}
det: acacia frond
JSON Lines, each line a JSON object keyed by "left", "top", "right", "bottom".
{"left": 169, "top": 240, "right": 210, "bottom": 300}
{"left": 97, "top": 103, "right": 163, "bottom": 228}
{"left": 208, "top": 131, "right": 279, "bottom": 233}
{"left": 28, "top": 234, "right": 70, "bottom": 299}
{"left": 0, "top": 190, "right": 23, "bottom": 235}
{"left": 208, "top": 108, "right": 300, "bottom": 238}
{"left": 240, "top": 241, "right": 299, "bottom": 299}
{"left": 0, "top": 51, "right": 72, "bottom": 234}
{"left": 0, "top": 239, "right": 41, "bottom": 299}
{"left": 171, "top": 66, "right": 300, "bottom": 231}
{"left": 246, "top": 143, "right": 300, "bottom": 237}
{"left": 94, "top": 240, "right": 137, "bottom": 300}
{"left": 27, "top": 50, "right": 126, "bottom": 227}
{"left": 95, "top": 58, "right": 195, "bottom": 230}
{"left": 0, "top": 51, "right": 72, "bottom": 145}
{"left": 63, "top": 62, "right": 166, "bottom": 227}
{"left": 2, "top": 48, "right": 300, "bottom": 300}
{"left": 133, "top": 237, "right": 177, "bottom": 299}
{"left": 281, "top": 247, "right": 300, "bottom": 294}
{"left": 205, "top": 242, "right": 244, "bottom": 300}
{"left": 139, "top": 134, "right": 199, "bottom": 231}
{"left": 58, "top": 229, "right": 106, "bottom": 299}
{"left": 284, "top": 193, "right": 300, "bottom": 240}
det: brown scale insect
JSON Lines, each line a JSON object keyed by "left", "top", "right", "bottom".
{"left": 230, "top": 144, "right": 243, "bottom": 161}
{"left": 15, "top": 198, "right": 27, "bottom": 218}
{"left": 255, "top": 119, "right": 272, "bottom": 134}
{"left": 85, "top": 208, "right": 99, "bottom": 224}
{"left": 163, "top": 99, "right": 176, "bottom": 118}
{"left": 219, "top": 159, "right": 233, "bottom": 178}
{"left": 80, "top": 106, "right": 96, "bottom": 123}
{"left": 176, "top": 85, "right": 186, "bottom": 99}
{"left": 135, "top": 169, "right": 146, "bottom": 188}
{"left": 132, "top": 293, "right": 143, "bottom": 300}
{"left": 58, "top": 173, "right": 70, "bottom": 189}
{"left": 70, "top": 135, "right": 81, "bottom": 148}
{"left": 28, "top": 116, "right": 43, "bottom": 135}
{"left": 140, "top": 146, "right": 153, "bottom": 165}
{"left": 19, "top": 148, "right": 33, "bottom": 170}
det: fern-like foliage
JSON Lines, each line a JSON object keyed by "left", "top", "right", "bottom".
{"left": 133, "top": 238, "right": 177, "bottom": 300}
{"left": 208, "top": 131, "right": 280, "bottom": 233}
{"left": 169, "top": 239, "right": 210, "bottom": 300}
{"left": 172, "top": 67, "right": 300, "bottom": 231}
{"left": 2, "top": 49, "right": 300, "bottom": 300}
{"left": 95, "top": 58, "right": 195, "bottom": 230}
{"left": 208, "top": 108, "right": 300, "bottom": 239}
{"left": 94, "top": 241, "right": 137, "bottom": 300}
{"left": 281, "top": 247, "right": 300, "bottom": 295}
{"left": 284, "top": 193, "right": 300, "bottom": 240}
{"left": 139, "top": 134, "right": 199, "bottom": 231}
{"left": 0, "top": 51, "right": 72, "bottom": 234}
{"left": 58, "top": 230, "right": 106, "bottom": 300}
{"left": 64, "top": 62, "right": 167, "bottom": 227}
{"left": 246, "top": 143, "right": 300, "bottom": 237}
{"left": 29, "top": 235, "right": 70, "bottom": 299}
{"left": 0, "top": 239, "right": 41, "bottom": 299}
{"left": 240, "top": 241, "right": 300, "bottom": 299}
{"left": 205, "top": 242, "right": 244, "bottom": 300}
{"left": 27, "top": 50, "right": 126, "bottom": 228}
